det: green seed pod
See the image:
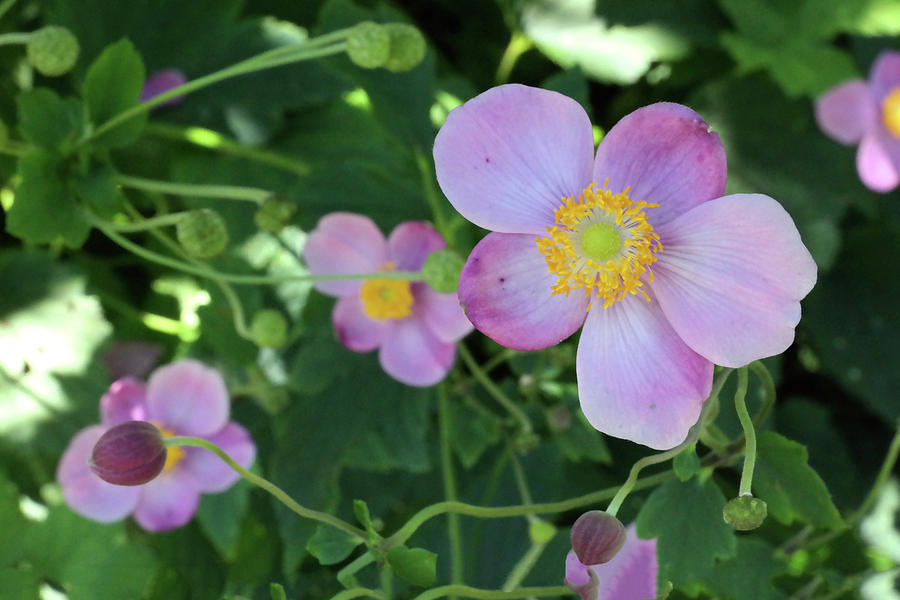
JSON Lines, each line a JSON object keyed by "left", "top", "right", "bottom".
{"left": 27, "top": 26, "right": 80, "bottom": 77}
{"left": 421, "top": 249, "right": 464, "bottom": 293}
{"left": 383, "top": 23, "right": 426, "bottom": 72}
{"left": 254, "top": 194, "right": 297, "bottom": 233}
{"left": 176, "top": 209, "right": 229, "bottom": 258}
{"left": 723, "top": 495, "right": 768, "bottom": 531}
{"left": 346, "top": 21, "right": 390, "bottom": 69}
{"left": 250, "top": 309, "right": 288, "bottom": 349}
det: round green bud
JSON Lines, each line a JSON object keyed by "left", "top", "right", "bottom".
{"left": 250, "top": 309, "right": 288, "bottom": 348}
{"left": 421, "top": 249, "right": 464, "bottom": 293}
{"left": 27, "top": 26, "right": 80, "bottom": 77}
{"left": 176, "top": 209, "right": 229, "bottom": 259}
{"left": 383, "top": 23, "right": 426, "bottom": 72}
{"left": 571, "top": 511, "right": 627, "bottom": 565}
{"left": 346, "top": 21, "right": 391, "bottom": 69}
{"left": 723, "top": 495, "right": 768, "bottom": 531}
{"left": 529, "top": 519, "right": 557, "bottom": 545}
{"left": 254, "top": 194, "right": 297, "bottom": 233}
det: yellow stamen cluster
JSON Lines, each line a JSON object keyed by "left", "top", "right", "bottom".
{"left": 153, "top": 423, "right": 185, "bottom": 472}
{"left": 883, "top": 88, "right": 900, "bottom": 138}
{"left": 360, "top": 262, "right": 414, "bottom": 320}
{"left": 536, "top": 182, "right": 661, "bottom": 309}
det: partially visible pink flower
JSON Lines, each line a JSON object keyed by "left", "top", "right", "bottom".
{"left": 57, "top": 359, "right": 256, "bottom": 531}
{"left": 434, "top": 84, "right": 817, "bottom": 449}
{"left": 565, "top": 524, "right": 658, "bottom": 600}
{"left": 139, "top": 68, "right": 188, "bottom": 108}
{"left": 816, "top": 50, "right": 900, "bottom": 192}
{"left": 303, "top": 214, "right": 473, "bottom": 386}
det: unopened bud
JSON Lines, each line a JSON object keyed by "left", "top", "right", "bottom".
{"left": 176, "top": 209, "right": 229, "bottom": 258}
{"left": 723, "top": 495, "right": 768, "bottom": 531}
{"left": 421, "top": 249, "right": 464, "bottom": 293}
{"left": 27, "top": 26, "right": 80, "bottom": 76}
{"left": 383, "top": 23, "right": 426, "bottom": 72}
{"left": 250, "top": 309, "right": 288, "bottom": 348}
{"left": 571, "top": 511, "right": 626, "bottom": 565}
{"left": 254, "top": 194, "right": 297, "bottom": 233}
{"left": 346, "top": 21, "right": 390, "bottom": 69}
{"left": 89, "top": 421, "right": 166, "bottom": 486}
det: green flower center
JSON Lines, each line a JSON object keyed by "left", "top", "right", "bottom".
{"left": 580, "top": 223, "right": 621, "bottom": 262}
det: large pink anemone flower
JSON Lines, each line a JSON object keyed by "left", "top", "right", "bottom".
{"left": 303, "top": 213, "right": 473, "bottom": 387}
{"left": 565, "top": 524, "right": 657, "bottom": 600}
{"left": 434, "top": 84, "right": 817, "bottom": 449}
{"left": 816, "top": 50, "right": 900, "bottom": 193}
{"left": 57, "top": 359, "right": 256, "bottom": 531}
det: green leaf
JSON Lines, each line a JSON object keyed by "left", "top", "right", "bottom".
{"left": 753, "top": 432, "right": 844, "bottom": 530}
{"left": 705, "top": 539, "right": 788, "bottom": 600}
{"left": 83, "top": 38, "right": 147, "bottom": 148}
{"left": 6, "top": 150, "right": 92, "bottom": 247}
{"left": 353, "top": 499, "right": 374, "bottom": 534}
{"left": 636, "top": 478, "right": 737, "bottom": 586}
{"left": 270, "top": 583, "right": 288, "bottom": 600}
{"left": 673, "top": 443, "right": 701, "bottom": 482}
{"left": 74, "top": 162, "right": 122, "bottom": 219}
{"left": 448, "top": 399, "right": 502, "bottom": 468}
{"left": 16, "top": 88, "right": 84, "bottom": 150}
{"left": 553, "top": 410, "right": 612, "bottom": 464}
{"left": 386, "top": 545, "right": 437, "bottom": 588}
{"left": 195, "top": 479, "right": 251, "bottom": 561}
{"left": 0, "top": 566, "right": 40, "bottom": 600}
{"left": 306, "top": 524, "right": 362, "bottom": 566}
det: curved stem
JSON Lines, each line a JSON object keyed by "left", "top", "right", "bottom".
{"left": 337, "top": 552, "right": 376, "bottom": 588}
{"left": 458, "top": 344, "right": 532, "bottom": 435}
{"left": 501, "top": 542, "right": 548, "bottom": 592}
{"left": 749, "top": 361, "right": 776, "bottom": 427}
{"left": 0, "top": 31, "right": 30, "bottom": 46}
{"left": 413, "top": 148, "right": 450, "bottom": 241}
{"left": 439, "top": 385, "right": 464, "bottom": 593}
{"left": 164, "top": 436, "right": 367, "bottom": 539}
{"left": 848, "top": 418, "right": 900, "bottom": 523}
{"left": 117, "top": 174, "right": 270, "bottom": 204}
{"left": 733, "top": 367, "right": 756, "bottom": 497}
{"left": 412, "top": 585, "right": 571, "bottom": 600}
{"left": 103, "top": 211, "right": 190, "bottom": 232}
{"left": 495, "top": 31, "right": 533, "bottom": 84}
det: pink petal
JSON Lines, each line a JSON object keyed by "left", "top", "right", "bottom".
{"left": 379, "top": 316, "right": 456, "bottom": 386}
{"left": 458, "top": 232, "right": 589, "bottom": 351}
{"left": 182, "top": 422, "right": 256, "bottom": 493}
{"left": 652, "top": 194, "right": 818, "bottom": 367}
{"left": 139, "top": 69, "right": 188, "bottom": 107}
{"left": 434, "top": 84, "right": 594, "bottom": 235}
{"left": 566, "top": 550, "right": 592, "bottom": 586}
{"left": 576, "top": 295, "right": 713, "bottom": 450}
{"left": 814, "top": 80, "right": 876, "bottom": 145}
{"left": 57, "top": 425, "right": 141, "bottom": 523}
{"left": 333, "top": 294, "right": 393, "bottom": 352}
{"left": 590, "top": 523, "right": 658, "bottom": 600}
{"left": 593, "top": 103, "right": 727, "bottom": 228}
{"left": 387, "top": 221, "right": 446, "bottom": 272}
{"left": 303, "top": 212, "right": 388, "bottom": 297}
{"left": 416, "top": 285, "right": 473, "bottom": 343}
{"left": 857, "top": 131, "right": 900, "bottom": 192}
{"left": 100, "top": 378, "right": 148, "bottom": 425}
{"left": 869, "top": 50, "right": 900, "bottom": 104}
{"left": 146, "top": 360, "right": 229, "bottom": 436}
{"left": 133, "top": 468, "right": 200, "bottom": 531}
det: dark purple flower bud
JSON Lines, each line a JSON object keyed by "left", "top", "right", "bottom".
{"left": 89, "top": 421, "right": 167, "bottom": 486}
{"left": 570, "top": 510, "right": 627, "bottom": 565}
{"left": 139, "top": 69, "right": 188, "bottom": 108}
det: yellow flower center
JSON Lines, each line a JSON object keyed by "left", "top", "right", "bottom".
{"left": 153, "top": 423, "right": 185, "bottom": 472}
{"left": 883, "top": 88, "right": 900, "bottom": 138}
{"left": 360, "top": 262, "right": 414, "bottom": 320}
{"left": 536, "top": 182, "right": 661, "bottom": 309}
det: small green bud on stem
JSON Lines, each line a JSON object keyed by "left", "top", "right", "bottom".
{"left": 723, "top": 494, "right": 768, "bottom": 531}
{"left": 27, "top": 25, "right": 80, "bottom": 76}
{"left": 176, "top": 209, "right": 229, "bottom": 258}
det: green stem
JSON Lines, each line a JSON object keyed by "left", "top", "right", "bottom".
{"left": 439, "top": 385, "right": 464, "bottom": 593}
{"left": 144, "top": 122, "right": 311, "bottom": 176}
{"left": 117, "top": 174, "right": 270, "bottom": 204}
{"left": 413, "top": 148, "right": 450, "bottom": 241}
{"left": 103, "top": 211, "right": 190, "bottom": 232}
{"left": 338, "top": 553, "right": 376, "bottom": 588}
{"left": 0, "top": 0, "right": 20, "bottom": 21}
{"left": 164, "top": 436, "right": 367, "bottom": 539}
{"left": 733, "top": 367, "right": 756, "bottom": 497}
{"left": 458, "top": 344, "right": 532, "bottom": 435}
{"left": 501, "top": 543, "right": 549, "bottom": 592}
{"left": 84, "top": 35, "right": 349, "bottom": 145}
{"left": 495, "top": 31, "right": 534, "bottom": 84}
{"left": 412, "top": 585, "right": 571, "bottom": 600}
{"left": 848, "top": 418, "right": 900, "bottom": 523}
{"left": 329, "top": 588, "right": 386, "bottom": 600}
{"left": 0, "top": 31, "right": 30, "bottom": 46}
{"left": 748, "top": 361, "right": 776, "bottom": 427}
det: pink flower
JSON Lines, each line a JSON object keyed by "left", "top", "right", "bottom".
{"left": 303, "top": 213, "right": 473, "bottom": 386}
{"left": 816, "top": 50, "right": 900, "bottom": 192}
{"left": 434, "top": 84, "right": 816, "bottom": 449}
{"left": 565, "top": 524, "right": 658, "bottom": 600}
{"left": 139, "top": 68, "right": 188, "bottom": 108}
{"left": 57, "top": 359, "right": 256, "bottom": 531}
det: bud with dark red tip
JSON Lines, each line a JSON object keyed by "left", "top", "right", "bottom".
{"left": 570, "top": 510, "right": 627, "bottom": 565}
{"left": 89, "top": 421, "right": 167, "bottom": 486}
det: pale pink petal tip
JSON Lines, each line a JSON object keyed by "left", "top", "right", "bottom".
{"left": 815, "top": 80, "right": 875, "bottom": 145}
{"left": 183, "top": 422, "right": 256, "bottom": 493}
{"left": 388, "top": 222, "right": 446, "bottom": 272}
{"left": 132, "top": 470, "right": 200, "bottom": 531}
{"left": 303, "top": 212, "right": 388, "bottom": 297}
{"left": 379, "top": 317, "right": 456, "bottom": 386}
{"left": 100, "top": 377, "right": 148, "bottom": 425}
{"left": 857, "top": 133, "right": 900, "bottom": 193}
{"left": 146, "top": 359, "right": 230, "bottom": 436}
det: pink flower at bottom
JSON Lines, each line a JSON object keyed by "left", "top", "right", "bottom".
{"left": 303, "top": 213, "right": 473, "bottom": 387}
{"left": 57, "top": 359, "right": 256, "bottom": 532}
{"left": 816, "top": 50, "right": 900, "bottom": 192}
{"left": 433, "top": 84, "right": 817, "bottom": 450}
{"left": 565, "top": 524, "right": 658, "bottom": 600}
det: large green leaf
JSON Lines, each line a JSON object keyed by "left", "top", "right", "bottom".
{"left": 704, "top": 539, "right": 788, "bottom": 600}
{"left": 16, "top": 88, "right": 84, "bottom": 150}
{"left": 83, "top": 38, "right": 147, "bottom": 148}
